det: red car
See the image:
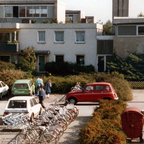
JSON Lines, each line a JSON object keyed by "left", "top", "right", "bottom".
{"left": 66, "top": 82, "right": 118, "bottom": 104}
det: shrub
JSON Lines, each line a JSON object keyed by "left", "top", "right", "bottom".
{"left": 18, "top": 47, "right": 36, "bottom": 73}
{"left": 0, "top": 70, "right": 27, "bottom": 89}
{"left": 45, "top": 62, "right": 95, "bottom": 76}
{"left": 78, "top": 100, "right": 127, "bottom": 144}
{"left": 0, "top": 61, "right": 15, "bottom": 71}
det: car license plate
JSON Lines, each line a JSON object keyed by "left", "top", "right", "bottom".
{"left": 15, "top": 91, "right": 25, "bottom": 93}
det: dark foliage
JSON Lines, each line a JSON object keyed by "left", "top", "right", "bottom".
{"left": 45, "top": 62, "right": 95, "bottom": 76}
{"left": 107, "top": 51, "right": 144, "bottom": 81}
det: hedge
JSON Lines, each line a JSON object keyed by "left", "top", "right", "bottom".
{"left": 45, "top": 61, "right": 95, "bottom": 76}
{"left": 78, "top": 100, "right": 127, "bottom": 144}
{"left": 32, "top": 73, "right": 133, "bottom": 101}
{"left": 0, "top": 70, "right": 27, "bottom": 89}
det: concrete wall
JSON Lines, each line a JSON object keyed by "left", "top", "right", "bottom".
{"left": 114, "top": 37, "right": 144, "bottom": 58}
{"left": 18, "top": 23, "right": 97, "bottom": 70}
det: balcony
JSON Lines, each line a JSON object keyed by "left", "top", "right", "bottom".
{"left": 0, "top": 43, "right": 19, "bottom": 52}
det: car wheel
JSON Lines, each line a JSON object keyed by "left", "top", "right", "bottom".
{"left": 0, "top": 93, "right": 2, "bottom": 100}
{"left": 103, "top": 98, "right": 111, "bottom": 100}
{"left": 30, "top": 113, "right": 34, "bottom": 122}
{"left": 69, "top": 98, "right": 77, "bottom": 105}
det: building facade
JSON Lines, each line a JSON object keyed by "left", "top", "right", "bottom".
{"left": 0, "top": 0, "right": 109, "bottom": 73}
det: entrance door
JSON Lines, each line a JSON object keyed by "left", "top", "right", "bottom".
{"left": 39, "top": 56, "right": 45, "bottom": 72}
{"left": 98, "top": 56, "right": 104, "bottom": 72}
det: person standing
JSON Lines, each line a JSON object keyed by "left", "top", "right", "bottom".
{"left": 36, "top": 76, "right": 43, "bottom": 95}
{"left": 38, "top": 84, "right": 46, "bottom": 109}
{"left": 44, "top": 79, "right": 52, "bottom": 98}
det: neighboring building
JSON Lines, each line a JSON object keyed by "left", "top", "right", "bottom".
{"left": 66, "top": 10, "right": 85, "bottom": 23}
{"left": 113, "top": 17, "right": 144, "bottom": 58}
{"left": 112, "top": 0, "right": 129, "bottom": 19}
{"left": 0, "top": 0, "right": 65, "bottom": 23}
{"left": 112, "top": 0, "right": 144, "bottom": 58}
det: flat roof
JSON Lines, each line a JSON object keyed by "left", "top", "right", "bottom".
{"left": 113, "top": 17, "right": 144, "bottom": 25}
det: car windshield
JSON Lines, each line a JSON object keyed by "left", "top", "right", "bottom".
{"left": 14, "top": 84, "right": 28, "bottom": 89}
{"left": 8, "top": 100, "right": 27, "bottom": 108}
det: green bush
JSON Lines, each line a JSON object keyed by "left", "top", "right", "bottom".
{"left": 45, "top": 62, "right": 95, "bottom": 76}
{"left": 0, "top": 70, "right": 27, "bottom": 89}
{"left": 78, "top": 100, "right": 127, "bottom": 144}
{"left": 0, "top": 61, "right": 15, "bottom": 71}
{"left": 32, "top": 73, "right": 133, "bottom": 101}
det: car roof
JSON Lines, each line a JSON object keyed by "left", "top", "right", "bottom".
{"left": 13, "top": 79, "right": 31, "bottom": 84}
{"left": 8, "top": 96, "right": 34, "bottom": 101}
{"left": 86, "top": 82, "right": 111, "bottom": 86}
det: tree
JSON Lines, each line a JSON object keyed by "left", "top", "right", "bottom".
{"left": 103, "top": 20, "right": 114, "bottom": 35}
{"left": 18, "top": 47, "right": 36, "bottom": 72}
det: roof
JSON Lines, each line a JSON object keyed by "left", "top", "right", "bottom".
{"left": 34, "top": 50, "right": 50, "bottom": 55}
{"left": 14, "top": 79, "right": 31, "bottom": 84}
{"left": 86, "top": 82, "right": 111, "bottom": 85}
{"left": 9, "top": 96, "right": 33, "bottom": 101}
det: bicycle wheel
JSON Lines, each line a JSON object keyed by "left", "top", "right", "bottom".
{"left": 57, "top": 118, "right": 68, "bottom": 131}
{"left": 15, "top": 133, "right": 31, "bottom": 144}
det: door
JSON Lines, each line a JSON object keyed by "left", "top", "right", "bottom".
{"left": 98, "top": 56, "right": 104, "bottom": 72}
{"left": 39, "top": 56, "right": 45, "bottom": 72}
{"left": 82, "top": 85, "right": 94, "bottom": 101}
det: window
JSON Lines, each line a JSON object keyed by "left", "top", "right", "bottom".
{"left": 138, "top": 26, "right": 144, "bottom": 35}
{"left": 8, "top": 100, "right": 27, "bottom": 108}
{"left": 38, "top": 31, "right": 45, "bottom": 43}
{"left": 95, "top": 85, "right": 103, "bottom": 91}
{"left": 41, "top": 6, "right": 47, "bottom": 17}
{"left": 76, "top": 55, "right": 85, "bottom": 65}
{"left": 105, "top": 86, "right": 110, "bottom": 91}
{"left": 55, "top": 32, "right": 64, "bottom": 42}
{"left": 84, "top": 86, "right": 93, "bottom": 91}
{"left": 118, "top": 26, "right": 136, "bottom": 35}
{"left": 14, "top": 84, "right": 28, "bottom": 89}
{"left": 20, "top": 6, "right": 25, "bottom": 17}
{"left": 5, "top": 6, "right": 13, "bottom": 17}
{"left": 32, "top": 98, "right": 37, "bottom": 105}
{"left": 76, "top": 31, "right": 85, "bottom": 42}
{"left": 13, "top": 6, "right": 18, "bottom": 17}
{"left": 97, "top": 40, "right": 113, "bottom": 54}
{"left": 55, "top": 55, "right": 64, "bottom": 62}
{"left": 5, "top": 5, "right": 48, "bottom": 18}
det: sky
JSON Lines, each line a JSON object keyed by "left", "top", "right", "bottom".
{"left": 60, "top": 0, "right": 144, "bottom": 24}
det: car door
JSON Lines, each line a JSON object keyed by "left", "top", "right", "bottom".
{"left": 31, "top": 98, "right": 41, "bottom": 116}
{"left": 94, "top": 85, "right": 104, "bottom": 101}
{"left": 82, "top": 85, "right": 94, "bottom": 101}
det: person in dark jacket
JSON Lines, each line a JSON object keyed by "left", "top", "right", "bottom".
{"left": 44, "top": 79, "right": 52, "bottom": 98}
{"left": 38, "top": 84, "right": 46, "bottom": 109}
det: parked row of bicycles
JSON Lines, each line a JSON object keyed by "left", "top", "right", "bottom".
{"left": 2, "top": 100, "right": 79, "bottom": 144}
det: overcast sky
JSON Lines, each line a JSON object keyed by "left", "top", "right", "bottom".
{"left": 60, "top": 0, "right": 144, "bottom": 24}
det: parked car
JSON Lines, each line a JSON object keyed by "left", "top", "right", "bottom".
{"left": 0, "top": 81, "right": 9, "bottom": 100}
{"left": 3, "top": 96, "right": 42, "bottom": 121}
{"left": 66, "top": 82, "right": 118, "bottom": 104}
{"left": 11, "top": 79, "right": 35, "bottom": 96}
